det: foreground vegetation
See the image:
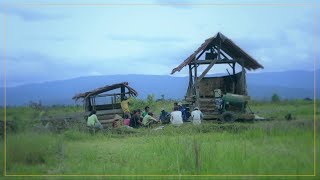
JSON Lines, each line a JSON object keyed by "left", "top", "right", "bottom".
{"left": 0, "top": 99, "right": 319, "bottom": 179}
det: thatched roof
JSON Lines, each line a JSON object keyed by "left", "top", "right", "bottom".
{"left": 171, "top": 32, "right": 264, "bottom": 74}
{"left": 72, "top": 82, "right": 138, "bottom": 101}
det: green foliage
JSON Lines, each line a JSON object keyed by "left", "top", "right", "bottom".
{"left": 147, "top": 94, "right": 155, "bottom": 105}
{"left": 1, "top": 99, "right": 319, "bottom": 176}
{"left": 271, "top": 93, "right": 281, "bottom": 102}
{"left": 63, "top": 129, "right": 90, "bottom": 141}
{"left": 6, "top": 132, "right": 63, "bottom": 166}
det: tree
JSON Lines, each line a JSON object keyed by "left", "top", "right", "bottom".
{"left": 271, "top": 93, "right": 281, "bottom": 102}
{"left": 147, "top": 94, "right": 155, "bottom": 107}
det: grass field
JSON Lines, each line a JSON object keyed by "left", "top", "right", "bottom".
{"left": 0, "top": 99, "right": 319, "bottom": 179}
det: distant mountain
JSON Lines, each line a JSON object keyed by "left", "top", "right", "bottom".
{"left": 1, "top": 70, "right": 319, "bottom": 106}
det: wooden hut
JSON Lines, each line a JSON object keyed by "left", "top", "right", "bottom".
{"left": 72, "top": 82, "right": 138, "bottom": 127}
{"left": 171, "top": 32, "right": 263, "bottom": 119}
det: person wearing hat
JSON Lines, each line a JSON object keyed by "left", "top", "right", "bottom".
{"left": 191, "top": 107, "right": 203, "bottom": 125}
{"left": 159, "top": 108, "right": 170, "bottom": 124}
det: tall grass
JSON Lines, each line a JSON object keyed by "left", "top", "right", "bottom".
{"left": 0, "top": 99, "right": 318, "bottom": 178}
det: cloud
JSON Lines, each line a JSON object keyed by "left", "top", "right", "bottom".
{"left": 107, "top": 33, "right": 187, "bottom": 43}
{"left": 0, "top": 6, "right": 67, "bottom": 21}
{"left": 153, "top": 0, "right": 194, "bottom": 9}
{"left": 0, "top": 1, "right": 318, "bottom": 87}
{"left": 1, "top": 51, "right": 181, "bottom": 87}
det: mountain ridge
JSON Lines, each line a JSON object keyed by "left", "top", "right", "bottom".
{"left": 1, "top": 70, "right": 319, "bottom": 106}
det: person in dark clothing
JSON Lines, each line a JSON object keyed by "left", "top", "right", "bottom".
{"left": 174, "top": 102, "right": 179, "bottom": 110}
{"left": 159, "top": 108, "right": 170, "bottom": 124}
{"left": 130, "top": 109, "right": 142, "bottom": 128}
{"left": 178, "top": 102, "right": 188, "bottom": 122}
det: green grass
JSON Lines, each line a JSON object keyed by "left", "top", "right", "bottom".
{"left": 0, "top": 99, "right": 319, "bottom": 179}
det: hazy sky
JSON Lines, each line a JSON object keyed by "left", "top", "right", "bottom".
{"left": 0, "top": 0, "right": 319, "bottom": 87}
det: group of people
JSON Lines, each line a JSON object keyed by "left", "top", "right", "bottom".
{"left": 120, "top": 96, "right": 204, "bottom": 128}
{"left": 86, "top": 96, "right": 204, "bottom": 130}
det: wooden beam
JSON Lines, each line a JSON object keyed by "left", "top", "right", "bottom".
{"left": 188, "top": 64, "right": 193, "bottom": 96}
{"left": 241, "top": 61, "right": 247, "bottom": 95}
{"left": 120, "top": 85, "right": 125, "bottom": 100}
{"left": 232, "top": 62, "right": 236, "bottom": 94}
{"left": 197, "top": 58, "right": 218, "bottom": 83}
{"left": 193, "top": 59, "right": 237, "bottom": 65}
{"left": 213, "top": 45, "right": 230, "bottom": 59}
{"left": 94, "top": 92, "right": 130, "bottom": 98}
{"left": 194, "top": 62, "right": 199, "bottom": 107}
{"left": 195, "top": 49, "right": 206, "bottom": 60}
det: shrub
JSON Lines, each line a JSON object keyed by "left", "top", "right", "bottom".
{"left": 271, "top": 93, "right": 281, "bottom": 102}
{"left": 7, "top": 132, "right": 63, "bottom": 166}
{"left": 63, "top": 129, "right": 89, "bottom": 141}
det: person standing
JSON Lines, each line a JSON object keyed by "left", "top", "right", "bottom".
{"left": 191, "top": 107, "right": 203, "bottom": 125}
{"left": 170, "top": 106, "right": 183, "bottom": 127}
{"left": 121, "top": 96, "right": 131, "bottom": 118}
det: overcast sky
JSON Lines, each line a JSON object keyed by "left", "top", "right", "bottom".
{"left": 0, "top": 0, "right": 319, "bottom": 87}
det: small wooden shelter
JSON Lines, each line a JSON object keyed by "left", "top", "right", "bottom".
{"left": 171, "top": 32, "right": 263, "bottom": 118}
{"left": 72, "top": 82, "right": 138, "bottom": 127}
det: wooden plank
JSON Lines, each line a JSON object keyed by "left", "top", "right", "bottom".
{"left": 97, "top": 114, "right": 117, "bottom": 120}
{"left": 100, "top": 119, "right": 116, "bottom": 124}
{"left": 94, "top": 103, "right": 121, "bottom": 111}
{"left": 95, "top": 92, "right": 130, "bottom": 98}
{"left": 193, "top": 59, "right": 236, "bottom": 64}
{"left": 97, "top": 109, "right": 123, "bottom": 115}
{"left": 197, "top": 58, "right": 218, "bottom": 83}
{"left": 85, "top": 109, "right": 123, "bottom": 116}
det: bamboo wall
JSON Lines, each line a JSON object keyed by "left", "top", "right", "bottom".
{"left": 198, "top": 71, "right": 246, "bottom": 97}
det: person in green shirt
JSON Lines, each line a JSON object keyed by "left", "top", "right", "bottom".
{"left": 142, "top": 112, "right": 159, "bottom": 127}
{"left": 141, "top": 106, "right": 150, "bottom": 118}
{"left": 87, "top": 110, "right": 103, "bottom": 130}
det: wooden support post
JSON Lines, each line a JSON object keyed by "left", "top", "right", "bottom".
{"left": 218, "top": 38, "right": 221, "bottom": 61}
{"left": 188, "top": 64, "right": 193, "bottom": 96}
{"left": 232, "top": 63, "right": 236, "bottom": 94}
{"left": 241, "top": 60, "right": 247, "bottom": 95}
{"left": 197, "top": 58, "right": 218, "bottom": 83}
{"left": 120, "top": 85, "right": 125, "bottom": 101}
{"left": 232, "top": 63, "right": 236, "bottom": 75}
{"left": 194, "top": 62, "right": 199, "bottom": 107}
{"left": 214, "top": 45, "right": 229, "bottom": 60}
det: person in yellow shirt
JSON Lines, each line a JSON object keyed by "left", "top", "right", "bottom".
{"left": 121, "top": 96, "right": 131, "bottom": 118}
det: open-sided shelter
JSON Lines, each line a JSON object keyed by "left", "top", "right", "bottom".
{"left": 72, "top": 82, "right": 138, "bottom": 127}
{"left": 171, "top": 32, "right": 263, "bottom": 118}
